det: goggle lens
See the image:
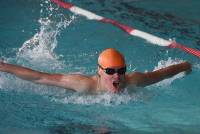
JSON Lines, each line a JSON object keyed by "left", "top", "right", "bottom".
{"left": 99, "top": 64, "right": 126, "bottom": 75}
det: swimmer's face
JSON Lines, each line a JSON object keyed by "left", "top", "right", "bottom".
{"left": 98, "top": 65, "right": 126, "bottom": 93}
{"left": 98, "top": 48, "right": 126, "bottom": 93}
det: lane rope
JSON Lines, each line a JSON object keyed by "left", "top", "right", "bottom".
{"left": 51, "top": 0, "right": 200, "bottom": 58}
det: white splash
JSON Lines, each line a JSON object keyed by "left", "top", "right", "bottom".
{"left": 0, "top": 2, "right": 77, "bottom": 91}
{"left": 17, "top": 16, "right": 76, "bottom": 67}
{"left": 152, "top": 57, "right": 185, "bottom": 87}
{"left": 51, "top": 89, "right": 142, "bottom": 106}
{"left": 16, "top": 0, "right": 77, "bottom": 70}
{"left": 153, "top": 57, "right": 183, "bottom": 70}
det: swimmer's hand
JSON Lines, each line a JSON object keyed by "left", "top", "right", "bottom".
{"left": 183, "top": 61, "right": 192, "bottom": 75}
{"left": 0, "top": 59, "right": 4, "bottom": 67}
{"left": 0, "top": 59, "right": 7, "bottom": 71}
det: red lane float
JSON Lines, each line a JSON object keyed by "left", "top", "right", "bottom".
{"left": 51, "top": 0, "right": 200, "bottom": 58}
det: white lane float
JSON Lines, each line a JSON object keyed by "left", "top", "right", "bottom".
{"left": 51, "top": 0, "right": 200, "bottom": 58}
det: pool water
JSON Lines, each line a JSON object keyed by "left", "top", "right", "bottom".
{"left": 0, "top": 0, "right": 200, "bottom": 133}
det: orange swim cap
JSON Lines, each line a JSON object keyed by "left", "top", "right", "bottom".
{"left": 98, "top": 48, "right": 126, "bottom": 68}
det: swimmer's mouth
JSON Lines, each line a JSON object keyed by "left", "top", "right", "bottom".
{"left": 113, "top": 81, "right": 120, "bottom": 88}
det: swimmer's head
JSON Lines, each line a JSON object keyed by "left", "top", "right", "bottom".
{"left": 98, "top": 48, "right": 126, "bottom": 93}
{"left": 98, "top": 48, "right": 126, "bottom": 68}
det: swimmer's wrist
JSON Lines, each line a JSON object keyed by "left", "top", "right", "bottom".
{"left": 182, "top": 62, "right": 192, "bottom": 74}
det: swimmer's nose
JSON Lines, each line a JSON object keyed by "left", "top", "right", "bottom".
{"left": 113, "top": 73, "right": 120, "bottom": 79}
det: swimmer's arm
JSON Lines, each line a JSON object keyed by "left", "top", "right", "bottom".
{"left": 0, "top": 62, "right": 45, "bottom": 81}
{"left": 0, "top": 62, "right": 94, "bottom": 92}
{"left": 127, "top": 62, "right": 191, "bottom": 87}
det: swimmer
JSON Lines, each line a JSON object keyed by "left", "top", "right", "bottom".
{"left": 0, "top": 48, "right": 191, "bottom": 93}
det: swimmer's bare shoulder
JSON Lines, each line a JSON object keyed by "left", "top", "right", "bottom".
{"left": 126, "top": 72, "right": 144, "bottom": 87}
{"left": 58, "top": 74, "right": 98, "bottom": 92}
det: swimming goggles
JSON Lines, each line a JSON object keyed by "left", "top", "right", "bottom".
{"left": 98, "top": 64, "right": 126, "bottom": 75}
